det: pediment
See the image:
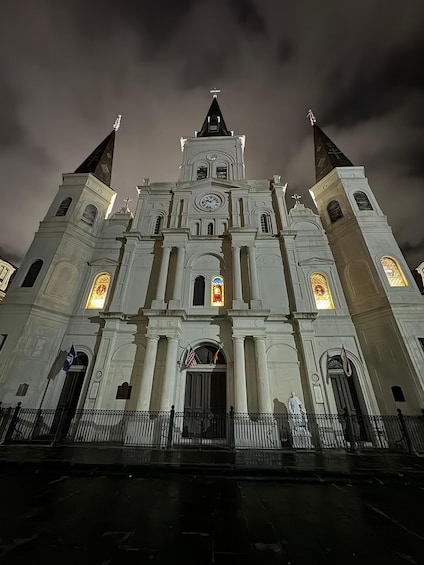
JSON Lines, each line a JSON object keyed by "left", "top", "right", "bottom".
{"left": 177, "top": 178, "right": 244, "bottom": 191}
{"left": 88, "top": 258, "right": 120, "bottom": 267}
{"left": 298, "top": 257, "right": 334, "bottom": 266}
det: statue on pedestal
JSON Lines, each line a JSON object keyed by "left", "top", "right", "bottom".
{"left": 288, "top": 392, "right": 312, "bottom": 448}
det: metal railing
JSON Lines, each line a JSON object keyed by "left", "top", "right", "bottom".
{"left": 1, "top": 403, "right": 424, "bottom": 454}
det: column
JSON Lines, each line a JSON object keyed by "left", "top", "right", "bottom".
{"left": 254, "top": 336, "right": 272, "bottom": 413}
{"left": 152, "top": 245, "right": 171, "bottom": 308}
{"left": 232, "top": 245, "right": 244, "bottom": 308}
{"left": 233, "top": 336, "right": 248, "bottom": 413}
{"left": 248, "top": 245, "right": 262, "bottom": 309}
{"left": 137, "top": 335, "right": 159, "bottom": 411}
{"left": 160, "top": 337, "right": 179, "bottom": 410}
{"left": 169, "top": 246, "right": 186, "bottom": 309}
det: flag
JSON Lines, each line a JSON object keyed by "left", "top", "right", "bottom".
{"left": 63, "top": 345, "right": 76, "bottom": 372}
{"left": 46, "top": 350, "right": 68, "bottom": 380}
{"left": 185, "top": 347, "right": 197, "bottom": 368}
{"left": 341, "top": 346, "right": 352, "bottom": 377}
{"left": 212, "top": 349, "right": 220, "bottom": 364}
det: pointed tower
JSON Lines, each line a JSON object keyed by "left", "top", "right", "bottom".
{"left": 74, "top": 128, "right": 116, "bottom": 186}
{"left": 179, "top": 94, "right": 245, "bottom": 182}
{"left": 0, "top": 121, "right": 118, "bottom": 407}
{"left": 308, "top": 113, "right": 424, "bottom": 415}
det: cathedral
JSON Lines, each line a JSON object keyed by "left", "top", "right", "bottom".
{"left": 0, "top": 96, "right": 424, "bottom": 437}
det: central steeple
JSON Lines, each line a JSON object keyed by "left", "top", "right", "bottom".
{"left": 179, "top": 96, "right": 245, "bottom": 182}
{"left": 196, "top": 96, "right": 232, "bottom": 137}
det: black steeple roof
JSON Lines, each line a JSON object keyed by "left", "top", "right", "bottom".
{"left": 74, "top": 128, "right": 116, "bottom": 186}
{"left": 197, "top": 97, "right": 232, "bottom": 137}
{"left": 313, "top": 123, "right": 353, "bottom": 182}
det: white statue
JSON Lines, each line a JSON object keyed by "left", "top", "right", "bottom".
{"left": 288, "top": 392, "right": 312, "bottom": 448}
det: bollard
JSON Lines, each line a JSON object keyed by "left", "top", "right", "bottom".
{"left": 343, "top": 407, "right": 358, "bottom": 453}
{"left": 397, "top": 408, "right": 417, "bottom": 455}
{"left": 167, "top": 405, "right": 175, "bottom": 449}
{"left": 3, "top": 402, "right": 22, "bottom": 444}
{"left": 229, "top": 406, "right": 235, "bottom": 450}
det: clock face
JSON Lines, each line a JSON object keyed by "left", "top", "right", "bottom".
{"left": 200, "top": 194, "right": 221, "bottom": 210}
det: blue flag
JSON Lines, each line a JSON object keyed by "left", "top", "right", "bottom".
{"left": 63, "top": 345, "right": 76, "bottom": 372}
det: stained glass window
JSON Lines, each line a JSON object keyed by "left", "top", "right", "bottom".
{"left": 211, "top": 275, "right": 224, "bottom": 307}
{"left": 86, "top": 273, "right": 111, "bottom": 309}
{"left": 310, "top": 273, "right": 335, "bottom": 310}
{"left": 381, "top": 257, "right": 408, "bottom": 287}
{"left": 193, "top": 276, "right": 205, "bottom": 305}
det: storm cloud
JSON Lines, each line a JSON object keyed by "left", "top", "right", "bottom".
{"left": 1, "top": 0, "right": 424, "bottom": 270}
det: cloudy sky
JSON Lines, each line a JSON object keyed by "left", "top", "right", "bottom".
{"left": 1, "top": 0, "right": 424, "bottom": 272}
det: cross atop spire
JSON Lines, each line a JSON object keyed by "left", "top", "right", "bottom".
{"left": 210, "top": 88, "right": 221, "bottom": 98}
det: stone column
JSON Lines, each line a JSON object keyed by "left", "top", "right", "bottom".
{"left": 160, "top": 336, "right": 179, "bottom": 410}
{"left": 233, "top": 336, "right": 248, "bottom": 413}
{"left": 169, "top": 246, "right": 186, "bottom": 309}
{"left": 254, "top": 336, "right": 272, "bottom": 413}
{"left": 152, "top": 245, "right": 171, "bottom": 308}
{"left": 232, "top": 245, "right": 244, "bottom": 308}
{"left": 248, "top": 245, "right": 262, "bottom": 309}
{"left": 137, "top": 335, "right": 159, "bottom": 411}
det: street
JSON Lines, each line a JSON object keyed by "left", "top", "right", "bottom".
{"left": 0, "top": 469, "right": 423, "bottom": 564}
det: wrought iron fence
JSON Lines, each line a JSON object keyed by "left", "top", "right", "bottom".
{"left": 1, "top": 403, "right": 424, "bottom": 454}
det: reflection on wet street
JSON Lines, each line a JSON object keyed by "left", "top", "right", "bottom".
{"left": 1, "top": 470, "right": 423, "bottom": 564}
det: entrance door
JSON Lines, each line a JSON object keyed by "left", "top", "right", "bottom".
{"left": 183, "top": 372, "right": 226, "bottom": 439}
{"left": 51, "top": 353, "right": 88, "bottom": 438}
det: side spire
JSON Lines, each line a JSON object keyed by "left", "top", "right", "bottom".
{"left": 74, "top": 115, "right": 121, "bottom": 186}
{"left": 308, "top": 110, "right": 353, "bottom": 182}
{"left": 197, "top": 92, "right": 231, "bottom": 137}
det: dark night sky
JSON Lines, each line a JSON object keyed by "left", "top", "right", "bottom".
{"left": 1, "top": 0, "right": 424, "bottom": 271}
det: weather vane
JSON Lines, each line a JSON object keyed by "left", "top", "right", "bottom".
{"left": 210, "top": 88, "right": 221, "bottom": 98}
{"left": 113, "top": 114, "right": 122, "bottom": 131}
{"left": 307, "top": 109, "right": 316, "bottom": 126}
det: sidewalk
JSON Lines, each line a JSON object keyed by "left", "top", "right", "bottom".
{"left": 1, "top": 443, "right": 424, "bottom": 483}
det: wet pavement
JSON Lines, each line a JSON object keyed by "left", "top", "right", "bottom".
{"left": 1, "top": 468, "right": 424, "bottom": 564}
{"left": 2, "top": 444, "right": 424, "bottom": 483}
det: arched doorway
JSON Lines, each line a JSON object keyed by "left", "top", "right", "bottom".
{"left": 183, "top": 344, "right": 227, "bottom": 440}
{"left": 328, "top": 355, "right": 368, "bottom": 440}
{"left": 52, "top": 352, "right": 88, "bottom": 438}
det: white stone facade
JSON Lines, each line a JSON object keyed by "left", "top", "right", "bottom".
{"left": 0, "top": 107, "right": 423, "bottom": 424}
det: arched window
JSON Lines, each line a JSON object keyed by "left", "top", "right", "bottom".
{"left": 381, "top": 257, "right": 408, "bottom": 287}
{"left": 192, "top": 221, "right": 200, "bottom": 236}
{"left": 86, "top": 273, "right": 111, "bottom": 309}
{"left": 260, "top": 213, "right": 271, "bottom": 233}
{"left": 391, "top": 386, "right": 405, "bottom": 402}
{"left": 207, "top": 222, "right": 214, "bottom": 235}
{"left": 193, "top": 276, "right": 205, "bottom": 306}
{"left": 153, "top": 216, "right": 162, "bottom": 235}
{"left": 21, "top": 260, "right": 43, "bottom": 288}
{"left": 211, "top": 275, "right": 224, "bottom": 306}
{"left": 327, "top": 200, "right": 343, "bottom": 223}
{"left": 310, "top": 273, "right": 335, "bottom": 310}
{"left": 197, "top": 166, "right": 208, "bottom": 180}
{"left": 82, "top": 204, "right": 98, "bottom": 226}
{"left": 56, "top": 197, "right": 72, "bottom": 217}
{"left": 353, "top": 191, "right": 373, "bottom": 211}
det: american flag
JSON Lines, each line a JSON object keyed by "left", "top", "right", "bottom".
{"left": 341, "top": 346, "right": 352, "bottom": 377}
{"left": 185, "top": 347, "right": 197, "bottom": 368}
